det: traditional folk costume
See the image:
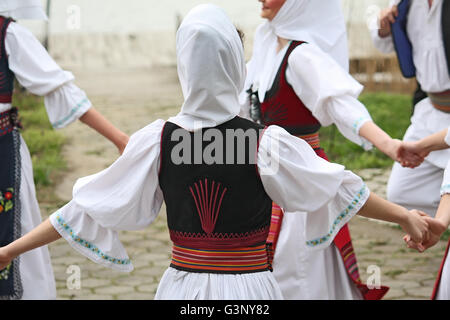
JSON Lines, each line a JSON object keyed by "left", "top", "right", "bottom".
{"left": 47, "top": 4, "right": 372, "bottom": 300}
{"left": 431, "top": 128, "right": 450, "bottom": 300}
{"left": 0, "top": 1, "right": 93, "bottom": 300}
{"left": 240, "top": 0, "right": 388, "bottom": 300}
{"left": 371, "top": 0, "right": 450, "bottom": 216}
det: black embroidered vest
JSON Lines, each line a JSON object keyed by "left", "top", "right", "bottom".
{"left": 158, "top": 116, "right": 272, "bottom": 250}
{"left": 0, "top": 16, "right": 14, "bottom": 103}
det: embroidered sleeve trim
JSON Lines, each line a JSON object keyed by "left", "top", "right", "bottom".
{"left": 53, "top": 214, "right": 131, "bottom": 267}
{"left": 306, "top": 184, "right": 369, "bottom": 248}
{"left": 352, "top": 117, "right": 371, "bottom": 135}
{"left": 52, "top": 97, "right": 91, "bottom": 129}
{"left": 441, "top": 184, "right": 450, "bottom": 196}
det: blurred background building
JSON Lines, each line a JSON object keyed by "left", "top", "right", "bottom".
{"left": 21, "top": 0, "right": 415, "bottom": 93}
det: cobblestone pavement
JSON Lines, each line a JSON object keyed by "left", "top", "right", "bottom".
{"left": 38, "top": 67, "right": 448, "bottom": 300}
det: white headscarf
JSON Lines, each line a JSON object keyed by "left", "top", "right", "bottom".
{"left": 245, "top": 0, "right": 349, "bottom": 102}
{"left": 167, "top": 4, "right": 246, "bottom": 132}
{"left": 0, "top": 0, "right": 47, "bottom": 21}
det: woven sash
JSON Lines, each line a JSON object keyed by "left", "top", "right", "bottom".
{"left": 296, "top": 132, "right": 320, "bottom": 150}
{"left": 170, "top": 244, "right": 270, "bottom": 274}
{"left": 428, "top": 90, "right": 450, "bottom": 113}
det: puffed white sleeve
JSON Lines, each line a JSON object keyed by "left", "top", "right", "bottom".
{"left": 441, "top": 160, "right": 450, "bottom": 196}
{"left": 49, "top": 119, "right": 166, "bottom": 272}
{"left": 286, "top": 43, "right": 373, "bottom": 151}
{"left": 257, "top": 125, "right": 370, "bottom": 250}
{"left": 5, "top": 22, "right": 91, "bottom": 129}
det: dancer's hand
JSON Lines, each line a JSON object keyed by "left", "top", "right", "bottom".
{"left": 399, "top": 210, "right": 430, "bottom": 247}
{"left": 397, "top": 141, "right": 428, "bottom": 168}
{"left": 404, "top": 216, "right": 448, "bottom": 252}
{"left": 378, "top": 5, "right": 398, "bottom": 38}
{"left": 0, "top": 247, "right": 13, "bottom": 271}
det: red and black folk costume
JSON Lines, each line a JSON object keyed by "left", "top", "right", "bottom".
{"left": 242, "top": 0, "right": 388, "bottom": 300}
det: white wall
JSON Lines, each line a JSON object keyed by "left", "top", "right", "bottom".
{"left": 19, "top": 0, "right": 392, "bottom": 70}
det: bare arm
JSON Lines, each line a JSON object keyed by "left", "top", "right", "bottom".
{"left": 0, "top": 219, "right": 60, "bottom": 270}
{"left": 357, "top": 192, "right": 429, "bottom": 244}
{"left": 358, "top": 121, "right": 398, "bottom": 158}
{"left": 79, "top": 108, "right": 129, "bottom": 155}
{"left": 414, "top": 128, "right": 449, "bottom": 154}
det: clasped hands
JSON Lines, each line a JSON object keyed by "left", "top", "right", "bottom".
{"left": 402, "top": 211, "right": 447, "bottom": 253}
{"left": 386, "top": 138, "right": 430, "bottom": 169}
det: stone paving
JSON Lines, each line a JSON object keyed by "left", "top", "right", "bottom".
{"left": 37, "top": 67, "right": 448, "bottom": 300}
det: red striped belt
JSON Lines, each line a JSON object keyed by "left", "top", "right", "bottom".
{"left": 428, "top": 89, "right": 450, "bottom": 113}
{"left": 296, "top": 132, "right": 320, "bottom": 149}
{"left": 170, "top": 244, "right": 270, "bottom": 274}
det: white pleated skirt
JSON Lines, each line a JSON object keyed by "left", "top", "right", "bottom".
{"left": 155, "top": 267, "right": 283, "bottom": 300}
{"left": 272, "top": 211, "right": 362, "bottom": 300}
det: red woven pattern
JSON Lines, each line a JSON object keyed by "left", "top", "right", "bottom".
{"left": 171, "top": 244, "right": 269, "bottom": 273}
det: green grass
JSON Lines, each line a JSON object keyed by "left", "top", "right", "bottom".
{"left": 320, "top": 92, "right": 413, "bottom": 170}
{"left": 13, "top": 91, "right": 67, "bottom": 187}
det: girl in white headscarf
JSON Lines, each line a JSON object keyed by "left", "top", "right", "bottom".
{"left": 0, "top": 4, "right": 433, "bottom": 300}
{"left": 240, "top": 0, "right": 426, "bottom": 300}
{"left": 0, "top": 0, "right": 129, "bottom": 299}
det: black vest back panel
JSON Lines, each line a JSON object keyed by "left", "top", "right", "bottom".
{"left": 158, "top": 116, "right": 273, "bottom": 249}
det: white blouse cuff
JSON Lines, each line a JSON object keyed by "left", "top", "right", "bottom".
{"left": 441, "top": 184, "right": 450, "bottom": 196}
{"left": 370, "top": 28, "right": 395, "bottom": 54}
{"left": 49, "top": 203, "right": 133, "bottom": 273}
{"left": 305, "top": 182, "right": 370, "bottom": 250}
{"left": 44, "top": 83, "right": 92, "bottom": 129}
{"left": 353, "top": 117, "right": 374, "bottom": 151}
